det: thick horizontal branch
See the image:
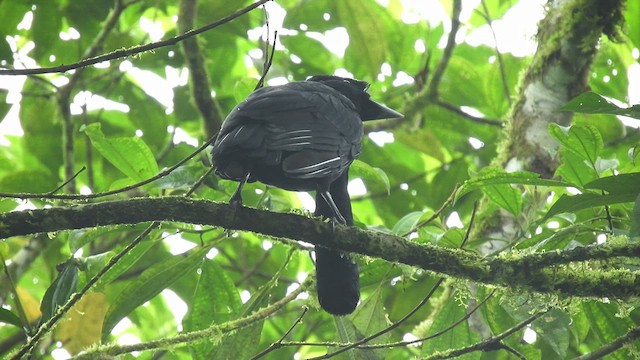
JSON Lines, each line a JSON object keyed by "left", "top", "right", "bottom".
{"left": 2, "top": 197, "right": 639, "bottom": 298}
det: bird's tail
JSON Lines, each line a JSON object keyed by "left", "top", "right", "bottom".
{"left": 315, "top": 247, "right": 360, "bottom": 315}
{"left": 314, "top": 171, "right": 360, "bottom": 315}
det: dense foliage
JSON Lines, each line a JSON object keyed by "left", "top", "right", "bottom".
{"left": 1, "top": 0, "right": 640, "bottom": 359}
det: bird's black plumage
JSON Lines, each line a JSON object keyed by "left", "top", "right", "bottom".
{"left": 212, "top": 75, "right": 402, "bottom": 315}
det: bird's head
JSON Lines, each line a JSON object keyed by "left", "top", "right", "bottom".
{"left": 307, "top": 75, "right": 403, "bottom": 121}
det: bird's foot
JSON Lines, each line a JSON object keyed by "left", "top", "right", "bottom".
{"left": 226, "top": 188, "right": 244, "bottom": 237}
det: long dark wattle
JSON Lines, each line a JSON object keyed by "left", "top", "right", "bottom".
{"left": 314, "top": 170, "right": 360, "bottom": 315}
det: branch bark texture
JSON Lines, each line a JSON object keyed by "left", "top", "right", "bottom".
{"left": 2, "top": 197, "right": 639, "bottom": 299}
{"left": 502, "top": 0, "right": 624, "bottom": 177}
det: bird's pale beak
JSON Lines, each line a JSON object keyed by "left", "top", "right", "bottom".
{"left": 361, "top": 100, "right": 403, "bottom": 121}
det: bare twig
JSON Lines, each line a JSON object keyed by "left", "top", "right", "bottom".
{"left": 574, "top": 325, "right": 640, "bottom": 360}
{"left": 0, "top": 0, "right": 272, "bottom": 76}
{"left": 433, "top": 99, "right": 503, "bottom": 127}
{"left": 427, "top": 0, "right": 462, "bottom": 97}
{"left": 250, "top": 307, "right": 308, "bottom": 359}
{"left": 47, "top": 166, "right": 86, "bottom": 195}
{"left": 310, "top": 278, "right": 446, "bottom": 359}
{"left": 423, "top": 308, "right": 550, "bottom": 359}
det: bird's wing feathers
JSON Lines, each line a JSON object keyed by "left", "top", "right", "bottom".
{"left": 214, "top": 82, "right": 363, "bottom": 179}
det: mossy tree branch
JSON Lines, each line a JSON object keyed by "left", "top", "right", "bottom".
{"left": 2, "top": 197, "right": 639, "bottom": 298}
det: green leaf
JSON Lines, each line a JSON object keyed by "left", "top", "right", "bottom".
{"left": 209, "top": 275, "right": 272, "bottom": 359}
{"left": 0, "top": 170, "right": 57, "bottom": 193}
{"left": 549, "top": 124, "right": 603, "bottom": 168}
{"left": 350, "top": 286, "right": 389, "bottom": 341}
{"left": 333, "top": 316, "right": 377, "bottom": 360}
{"left": 630, "top": 193, "right": 640, "bottom": 238}
{"left": 31, "top": 1, "right": 62, "bottom": 61}
{"left": 82, "top": 123, "right": 159, "bottom": 182}
{"left": 350, "top": 160, "right": 390, "bottom": 195}
{"left": 582, "top": 301, "right": 634, "bottom": 353}
{"left": 395, "top": 130, "right": 445, "bottom": 162}
{"left": 421, "top": 298, "right": 480, "bottom": 358}
{"left": 153, "top": 163, "right": 209, "bottom": 190}
{"left": 457, "top": 167, "right": 572, "bottom": 198}
{"left": 543, "top": 192, "right": 637, "bottom": 221}
{"left": 555, "top": 150, "right": 597, "bottom": 187}
{"left": 391, "top": 211, "right": 424, "bottom": 235}
{"left": 338, "top": 0, "right": 388, "bottom": 79}
{"left": 483, "top": 184, "right": 522, "bottom": 216}
{"left": 560, "top": 92, "right": 640, "bottom": 119}
{"left": 584, "top": 173, "right": 640, "bottom": 194}
{"left": 183, "top": 259, "right": 241, "bottom": 359}
{"left": 101, "top": 245, "right": 211, "bottom": 341}
{"left": 532, "top": 309, "right": 570, "bottom": 359}
{"left": 95, "top": 238, "right": 159, "bottom": 289}
{"left": 39, "top": 259, "right": 80, "bottom": 326}
{"left": 0, "top": 308, "right": 23, "bottom": 328}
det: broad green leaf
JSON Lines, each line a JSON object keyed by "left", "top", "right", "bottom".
{"left": 82, "top": 123, "right": 159, "bottom": 183}
{"left": 457, "top": 167, "right": 572, "bottom": 198}
{"left": 183, "top": 259, "right": 241, "bottom": 359}
{"left": 582, "top": 301, "right": 635, "bottom": 359}
{"left": 93, "top": 238, "right": 159, "bottom": 290}
{"left": 39, "top": 259, "right": 80, "bottom": 326}
{"left": 549, "top": 124, "right": 603, "bottom": 168}
{"left": 350, "top": 160, "right": 391, "bottom": 195}
{"left": 0, "top": 308, "right": 23, "bottom": 328}
{"left": 0, "top": 170, "right": 57, "bottom": 193}
{"left": 532, "top": 309, "right": 570, "bottom": 359}
{"left": 209, "top": 270, "right": 274, "bottom": 359}
{"left": 332, "top": 316, "right": 377, "bottom": 360}
{"left": 555, "top": 150, "right": 597, "bottom": 187}
{"left": 438, "top": 228, "right": 466, "bottom": 248}
{"left": 31, "top": 1, "right": 62, "bottom": 61}
{"left": 0, "top": 2, "right": 30, "bottom": 60}
{"left": 561, "top": 92, "right": 640, "bottom": 119}
{"left": 631, "top": 193, "right": 640, "bottom": 238}
{"left": 421, "top": 297, "right": 480, "bottom": 358}
{"left": 338, "top": 0, "right": 388, "bottom": 79}
{"left": 153, "top": 163, "right": 209, "bottom": 190}
{"left": 482, "top": 184, "right": 522, "bottom": 216}
{"left": 395, "top": 130, "right": 445, "bottom": 162}
{"left": 626, "top": 1, "right": 640, "bottom": 50}
{"left": 101, "top": 245, "right": 211, "bottom": 340}
{"left": 584, "top": 173, "right": 640, "bottom": 194}
{"left": 574, "top": 113, "right": 625, "bottom": 145}
{"left": 350, "top": 286, "right": 389, "bottom": 338}
{"left": 543, "top": 192, "right": 637, "bottom": 221}
{"left": 391, "top": 211, "right": 424, "bottom": 235}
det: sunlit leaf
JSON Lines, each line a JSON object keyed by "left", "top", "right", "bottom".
{"left": 549, "top": 123, "right": 603, "bottom": 168}
{"left": 82, "top": 123, "right": 159, "bottom": 183}
{"left": 101, "top": 246, "right": 211, "bottom": 341}
{"left": 351, "top": 159, "right": 391, "bottom": 195}
{"left": 39, "top": 259, "right": 80, "bottom": 326}
{"left": 543, "top": 192, "right": 637, "bottom": 221}
{"left": 560, "top": 92, "right": 640, "bottom": 119}
{"left": 457, "top": 167, "right": 572, "bottom": 198}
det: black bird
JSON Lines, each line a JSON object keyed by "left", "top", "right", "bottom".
{"left": 212, "top": 75, "right": 402, "bottom": 315}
